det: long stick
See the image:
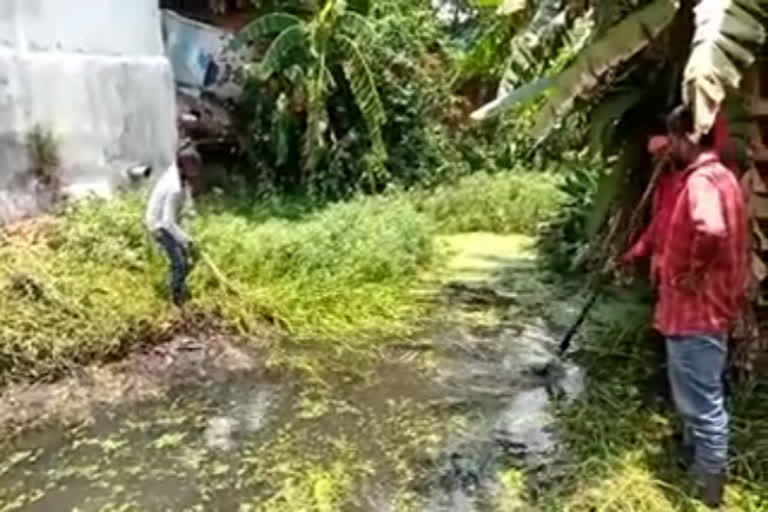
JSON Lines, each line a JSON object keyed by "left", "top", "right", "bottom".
{"left": 198, "top": 249, "right": 287, "bottom": 330}
{"left": 558, "top": 156, "right": 668, "bottom": 355}
{"left": 558, "top": 286, "right": 601, "bottom": 354}
{"left": 200, "top": 250, "right": 242, "bottom": 296}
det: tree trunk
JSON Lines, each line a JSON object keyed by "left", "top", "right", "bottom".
{"left": 732, "top": 51, "right": 768, "bottom": 380}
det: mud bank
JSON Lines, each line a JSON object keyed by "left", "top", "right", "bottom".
{"left": 0, "top": 332, "right": 270, "bottom": 436}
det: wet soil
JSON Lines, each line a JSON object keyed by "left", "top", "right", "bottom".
{"left": 0, "top": 234, "right": 584, "bottom": 511}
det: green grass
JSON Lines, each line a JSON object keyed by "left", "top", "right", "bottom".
{"left": 489, "top": 259, "right": 768, "bottom": 511}
{"left": 194, "top": 194, "right": 436, "bottom": 338}
{"left": 412, "top": 170, "right": 563, "bottom": 235}
{"left": 534, "top": 286, "right": 768, "bottom": 511}
{"left": 0, "top": 170, "right": 562, "bottom": 380}
{"left": 0, "top": 194, "right": 434, "bottom": 380}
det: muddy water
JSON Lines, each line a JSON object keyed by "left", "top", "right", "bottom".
{"left": 0, "top": 234, "right": 584, "bottom": 511}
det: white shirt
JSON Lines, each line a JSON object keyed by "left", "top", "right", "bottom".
{"left": 145, "top": 165, "right": 191, "bottom": 245}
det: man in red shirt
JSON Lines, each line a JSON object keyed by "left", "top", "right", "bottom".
{"left": 623, "top": 105, "right": 748, "bottom": 508}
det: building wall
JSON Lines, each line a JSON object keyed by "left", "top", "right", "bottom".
{"left": 0, "top": 0, "right": 177, "bottom": 223}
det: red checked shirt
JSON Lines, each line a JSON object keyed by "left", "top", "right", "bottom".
{"left": 625, "top": 169, "right": 687, "bottom": 282}
{"left": 654, "top": 151, "right": 748, "bottom": 337}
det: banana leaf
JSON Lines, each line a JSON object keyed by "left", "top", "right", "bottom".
{"left": 682, "top": 0, "right": 767, "bottom": 139}
{"left": 530, "top": 0, "right": 679, "bottom": 143}
{"left": 470, "top": 76, "right": 553, "bottom": 120}
{"left": 472, "top": 0, "right": 678, "bottom": 135}
{"left": 236, "top": 12, "right": 303, "bottom": 46}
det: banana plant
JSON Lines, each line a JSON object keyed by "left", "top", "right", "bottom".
{"left": 471, "top": 0, "right": 679, "bottom": 133}
{"left": 683, "top": 0, "right": 767, "bottom": 139}
{"left": 238, "top": 0, "right": 386, "bottom": 185}
{"left": 474, "top": 0, "right": 767, "bottom": 146}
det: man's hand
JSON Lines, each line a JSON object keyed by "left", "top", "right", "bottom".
{"left": 614, "top": 253, "right": 637, "bottom": 286}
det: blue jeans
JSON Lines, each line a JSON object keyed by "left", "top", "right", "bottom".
{"left": 666, "top": 335, "right": 728, "bottom": 476}
{"left": 153, "top": 228, "right": 190, "bottom": 306}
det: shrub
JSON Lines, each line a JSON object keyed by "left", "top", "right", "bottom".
{"left": 412, "top": 170, "right": 563, "bottom": 235}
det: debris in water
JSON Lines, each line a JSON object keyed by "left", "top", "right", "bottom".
{"left": 493, "top": 388, "right": 557, "bottom": 466}
{"left": 204, "top": 416, "right": 240, "bottom": 452}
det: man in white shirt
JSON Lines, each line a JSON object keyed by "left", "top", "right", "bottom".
{"left": 146, "top": 146, "right": 202, "bottom": 306}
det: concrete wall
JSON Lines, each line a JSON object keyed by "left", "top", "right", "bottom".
{"left": 0, "top": 0, "right": 177, "bottom": 223}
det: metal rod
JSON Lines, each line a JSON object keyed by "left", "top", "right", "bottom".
{"left": 557, "top": 156, "right": 668, "bottom": 355}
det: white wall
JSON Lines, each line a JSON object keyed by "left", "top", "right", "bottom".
{"left": 0, "top": 0, "right": 177, "bottom": 223}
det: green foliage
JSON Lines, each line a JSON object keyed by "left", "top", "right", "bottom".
{"left": 336, "top": 32, "right": 387, "bottom": 182}
{"left": 234, "top": 0, "right": 505, "bottom": 200}
{"left": 498, "top": 0, "right": 591, "bottom": 91}
{"left": 237, "top": 0, "right": 388, "bottom": 192}
{"left": 0, "top": 169, "right": 564, "bottom": 380}
{"left": 0, "top": 191, "right": 434, "bottom": 380}
{"left": 25, "top": 125, "right": 60, "bottom": 186}
{"left": 256, "top": 24, "right": 307, "bottom": 79}
{"left": 0, "top": 196, "right": 163, "bottom": 379}
{"left": 467, "top": 0, "right": 678, "bottom": 157}
{"left": 412, "top": 170, "right": 563, "bottom": 235}
{"left": 454, "top": 7, "right": 526, "bottom": 83}
{"left": 466, "top": 0, "right": 688, "bottom": 272}
{"left": 238, "top": 12, "right": 303, "bottom": 43}
{"left": 538, "top": 158, "right": 606, "bottom": 272}
{"left": 471, "top": 0, "right": 768, "bottom": 278}
{"left": 464, "top": 4, "right": 596, "bottom": 169}
{"left": 456, "top": 0, "right": 592, "bottom": 94}
{"left": 194, "top": 194, "right": 436, "bottom": 336}
{"left": 366, "top": 0, "right": 472, "bottom": 186}
{"left": 529, "top": 0, "right": 678, "bottom": 143}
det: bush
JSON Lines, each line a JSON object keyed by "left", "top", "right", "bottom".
{"left": 413, "top": 170, "right": 563, "bottom": 235}
{"left": 193, "top": 194, "right": 436, "bottom": 338}
{"left": 537, "top": 159, "right": 607, "bottom": 272}
{"left": 233, "top": 0, "right": 487, "bottom": 199}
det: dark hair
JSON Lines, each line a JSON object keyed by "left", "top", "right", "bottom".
{"left": 665, "top": 105, "right": 715, "bottom": 148}
{"left": 177, "top": 145, "right": 202, "bottom": 172}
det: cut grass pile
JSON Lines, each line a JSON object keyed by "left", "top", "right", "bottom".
{"left": 0, "top": 170, "right": 563, "bottom": 380}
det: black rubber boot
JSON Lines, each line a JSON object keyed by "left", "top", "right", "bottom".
{"left": 665, "top": 432, "right": 694, "bottom": 471}
{"left": 677, "top": 441, "right": 694, "bottom": 471}
{"left": 698, "top": 471, "right": 726, "bottom": 509}
{"left": 172, "top": 287, "right": 191, "bottom": 308}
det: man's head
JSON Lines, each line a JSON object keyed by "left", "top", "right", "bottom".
{"left": 177, "top": 146, "right": 202, "bottom": 193}
{"left": 665, "top": 105, "right": 714, "bottom": 167}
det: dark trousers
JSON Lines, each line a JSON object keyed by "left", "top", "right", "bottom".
{"left": 153, "top": 228, "right": 190, "bottom": 306}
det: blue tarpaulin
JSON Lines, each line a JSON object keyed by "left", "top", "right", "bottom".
{"left": 162, "top": 10, "right": 243, "bottom": 99}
